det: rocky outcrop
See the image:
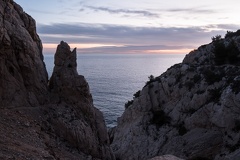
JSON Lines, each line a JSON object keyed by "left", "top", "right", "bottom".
{"left": 0, "top": 0, "right": 114, "bottom": 159}
{"left": 49, "top": 41, "right": 91, "bottom": 104}
{"left": 0, "top": 0, "right": 48, "bottom": 108}
{"left": 0, "top": 0, "right": 52, "bottom": 158}
{"left": 111, "top": 34, "right": 240, "bottom": 160}
{"left": 46, "top": 41, "right": 114, "bottom": 159}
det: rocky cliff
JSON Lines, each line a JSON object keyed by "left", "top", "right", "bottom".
{"left": 0, "top": 0, "right": 48, "bottom": 108}
{"left": 45, "top": 41, "right": 114, "bottom": 159}
{"left": 110, "top": 33, "right": 240, "bottom": 160}
{"left": 0, "top": 0, "right": 114, "bottom": 159}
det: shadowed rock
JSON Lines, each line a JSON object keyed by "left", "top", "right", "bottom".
{"left": 0, "top": 0, "right": 114, "bottom": 159}
{"left": 0, "top": 0, "right": 48, "bottom": 108}
{"left": 47, "top": 41, "right": 115, "bottom": 159}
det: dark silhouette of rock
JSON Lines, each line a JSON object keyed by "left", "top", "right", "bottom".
{"left": 0, "top": 0, "right": 114, "bottom": 159}
{"left": 49, "top": 41, "right": 91, "bottom": 104}
{"left": 47, "top": 41, "right": 114, "bottom": 159}
{"left": 111, "top": 33, "right": 240, "bottom": 160}
{"left": 0, "top": 0, "right": 48, "bottom": 108}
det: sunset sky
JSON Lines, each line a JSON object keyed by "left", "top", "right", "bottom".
{"left": 15, "top": 0, "right": 240, "bottom": 54}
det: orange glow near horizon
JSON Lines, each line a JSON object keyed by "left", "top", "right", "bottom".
{"left": 42, "top": 43, "right": 191, "bottom": 54}
{"left": 146, "top": 49, "right": 192, "bottom": 54}
{"left": 43, "top": 43, "right": 58, "bottom": 49}
{"left": 43, "top": 43, "right": 124, "bottom": 54}
{"left": 43, "top": 43, "right": 123, "bottom": 49}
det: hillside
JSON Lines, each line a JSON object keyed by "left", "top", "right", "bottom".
{"left": 110, "top": 31, "right": 240, "bottom": 160}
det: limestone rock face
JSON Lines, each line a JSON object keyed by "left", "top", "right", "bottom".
{"left": 0, "top": 0, "right": 48, "bottom": 108}
{"left": 111, "top": 35, "right": 240, "bottom": 160}
{"left": 0, "top": 1, "right": 114, "bottom": 159}
{"left": 47, "top": 41, "right": 114, "bottom": 160}
{"left": 49, "top": 41, "right": 91, "bottom": 104}
{"left": 0, "top": 1, "right": 52, "bottom": 159}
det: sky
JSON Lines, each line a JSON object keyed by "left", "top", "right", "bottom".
{"left": 14, "top": 0, "right": 240, "bottom": 54}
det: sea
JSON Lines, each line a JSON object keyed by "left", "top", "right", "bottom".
{"left": 44, "top": 54, "right": 185, "bottom": 128}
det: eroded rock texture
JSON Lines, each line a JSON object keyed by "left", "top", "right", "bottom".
{"left": 0, "top": 0, "right": 48, "bottom": 108}
{"left": 46, "top": 41, "right": 114, "bottom": 159}
{"left": 111, "top": 35, "right": 240, "bottom": 160}
{"left": 0, "top": 0, "right": 51, "bottom": 159}
{"left": 0, "top": 0, "right": 114, "bottom": 159}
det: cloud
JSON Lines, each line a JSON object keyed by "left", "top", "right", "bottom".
{"left": 167, "top": 8, "right": 215, "bottom": 14}
{"left": 28, "top": 9, "right": 55, "bottom": 15}
{"left": 37, "top": 22, "right": 240, "bottom": 54}
{"left": 75, "top": 44, "right": 193, "bottom": 54}
{"left": 84, "top": 6, "right": 159, "bottom": 18}
{"left": 209, "top": 24, "right": 240, "bottom": 31}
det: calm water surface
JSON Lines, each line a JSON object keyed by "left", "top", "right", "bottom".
{"left": 44, "top": 54, "right": 185, "bottom": 128}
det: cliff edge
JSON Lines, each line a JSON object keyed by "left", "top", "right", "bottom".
{"left": 0, "top": 0, "right": 114, "bottom": 159}
{"left": 110, "top": 33, "right": 240, "bottom": 160}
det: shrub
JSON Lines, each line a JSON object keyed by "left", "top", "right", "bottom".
{"left": 203, "top": 68, "right": 222, "bottom": 85}
{"left": 225, "top": 30, "right": 240, "bottom": 39}
{"left": 208, "top": 88, "right": 222, "bottom": 103}
{"left": 177, "top": 122, "right": 188, "bottom": 136}
{"left": 134, "top": 90, "right": 141, "bottom": 98}
{"left": 193, "top": 74, "right": 201, "bottom": 83}
{"left": 212, "top": 37, "right": 227, "bottom": 65}
{"left": 67, "top": 64, "right": 73, "bottom": 68}
{"left": 194, "top": 57, "right": 199, "bottom": 62}
{"left": 151, "top": 110, "right": 171, "bottom": 128}
{"left": 227, "top": 40, "right": 240, "bottom": 64}
{"left": 212, "top": 35, "right": 222, "bottom": 42}
{"left": 232, "top": 119, "right": 240, "bottom": 132}
{"left": 196, "top": 90, "right": 205, "bottom": 95}
{"left": 231, "top": 80, "right": 240, "bottom": 94}
{"left": 225, "top": 139, "right": 240, "bottom": 152}
{"left": 187, "top": 66, "right": 195, "bottom": 72}
{"left": 178, "top": 83, "right": 183, "bottom": 89}
{"left": 148, "top": 75, "right": 155, "bottom": 81}
{"left": 212, "top": 35, "right": 240, "bottom": 65}
{"left": 145, "top": 75, "right": 156, "bottom": 86}
{"left": 185, "top": 81, "right": 194, "bottom": 91}
{"left": 175, "top": 73, "right": 183, "bottom": 82}
{"left": 125, "top": 100, "right": 133, "bottom": 109}
{"left": 148, "top": 83, "right": 154, "bottom": 89}
{"left": 125, "top": 90, "right": 141, "bottom": 109}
